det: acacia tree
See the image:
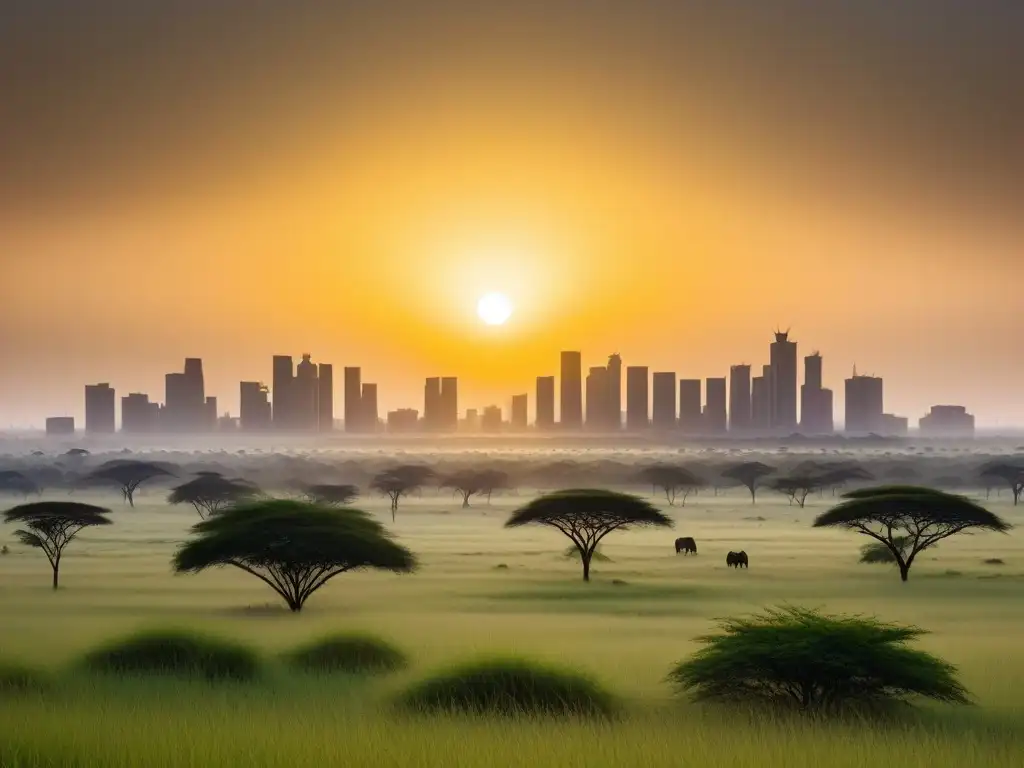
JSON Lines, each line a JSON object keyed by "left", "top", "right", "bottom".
{"left": 637, "top": 465, "right": 705, "bottom": 506}
{"left": 2, "top": 501, "right": 112, "bottom": 589}
{"left": 83, "top": 460, "right": 175, "bottom": 507}
{"left": 168, "top": 473, "right": 261, "bottom": 519}
{"left": 478, "top": 469, "right": 511, "bottom": 503}
{"left": 979, "top": 462, "right": 1024, "bottom": 505}
{"left": 813, "top": 485, "right": 1010, "bottom": 582}
{"left": 505, "top": 488, "right": 673, "bottom": 582}
{"left": 172, "top": 500, "right": 416, "bottom": 612}
{"left": 440, "top": 469, "right": 493, "bottom": 508}
{"left": 371, "top": 465, "right": 434, "bottom": 521}
{"left": 0, "top": 470, "right": 41, "bottom": 498}
{"left": 303, "top": 484, "right": 359, "bottom": 507}
{"left": 721, "top": 462, "right": 775, "bottom": 504}
{"left": 770, "top": 475, "right": 823, "bottom": 508}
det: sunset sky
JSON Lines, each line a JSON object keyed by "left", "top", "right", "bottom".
{"left": 1, "top": 2, "right": 1021, "bottom": 429}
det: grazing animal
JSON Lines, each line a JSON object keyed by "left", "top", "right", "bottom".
{"left": 674, "top": 537, "right": 697, "bottom": 555}
{"left": 726, "top": 550, "right": 749, "bottom": 569}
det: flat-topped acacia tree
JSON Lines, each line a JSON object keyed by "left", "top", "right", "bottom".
{"left": 813, "top": 485, "right": 1010, "bottom": 582}
{"left": 168, "top": 473, "right": 261, "bottom": 519}
{"left": 172, "top": 499, "right": 416, "bottom": 612}
{"left": 505, "top": 489, "right": 673, "bottom": 582}
{"left": 83, "top": 460, "right": 175, "bottom": 507}
{"left": 3, "top": 501, "right": 112, "bottom": 589}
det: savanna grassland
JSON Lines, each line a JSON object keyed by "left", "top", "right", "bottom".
{"left": 1, "top": 485, "right": 1023, "bottom": 767}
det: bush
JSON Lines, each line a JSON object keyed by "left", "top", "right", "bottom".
{"left": 858, "top": 536, "right": 931, "bottom": 564}
{"left": 398, "top": 658, "right": 617, "bottom": 717}
{"left": 284, "top": 634, "right": 408, "bottom": 675}
{"left": 983, "top": 558, "right": 1005, "bottom": 565}
{"left": 562, "top": 545, "right": 611, "bottom": 562}
{"left": 667, "top": 606, "right": 970, "bottom": 714}
{"left": 0, "top": 662, "right": 48, "bottom": 695}
{"left": 82, "top": 630, "right": 261, "bottom": 682}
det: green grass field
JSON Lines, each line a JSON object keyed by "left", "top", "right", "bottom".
{"left": 1, "top": 489, "right": 1022, "bottom": 767}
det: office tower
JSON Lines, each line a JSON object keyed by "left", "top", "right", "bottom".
{"left": 85, "top": 383, "right": 116, "bottom": 433}
{"left": 625, "top": 366, "right": 649, "bottom": 431}
{"left": 295, "top": 354, "right": 319, "bottom": 431}
{"left": 881, "top": 413, "right": 909, "bottom": 436}
{"left": 678, "top": 379, "right": 702, "bottom": 432}
{"left": 121, "top": 393, "right": 159, "bottom": 433}
{"left": 387, "top": 408, "right": 419, "bottom": 433}
{"left": 919, "top": 406, "right": 974, "bottom": 437}
{"left": 651, "top": 372, "right": 677, "bottom": 429}
{"left": 606, "top": 353, "right": 622, "bottom": 429}
{"left": 729, "top": 365, "right": 752, "bottom": 433}
{"left": 45, "top": 417, "right": 75, "bottom": 436}
{"left": 317, "top": 364, "right": 334, "bottom": 432}
{"left": 585, "top": 366, "right": 608, "bottom": 429}
{"left": 424, "top": 377, "right": 441, "bottom": 430}
{"left": 704, "top": 377, "right": 727, "bottom": 433}
{"left": 800, "top": 352, "right": 834, "bottom": 434}
{"left": 511, "top": 394, "right": 528, "bottom": 430}
{"left": 769, "top": 331, "right": 798, "bottom": 432}
{"left": 536, "top": 376, "right": 555, "bottom": 429}
{"left": 464, "top": 408, "right": 480, "bottom": 432}
{"left": 164, "top": 373, "right": 186, "bottom": 431}
{"left": 481, "top": 405, "right": 502, "bottom": 433}
{"left": 204, "top": 396, "right": 218, "bottom": 430}
{"left": 239, "top": 382, "right": 272, "bottom": 431}
{"left": 343, "top": 367, "right": 362, "bottom": 432}
{"left": 272, "top": 355, "right": 294, "bottom": 430}
{"left": 844, "top": 370, "right": 884, "bottom": 434}
{"left": 441, "top": 377, "right": 458, "bottom": 431}
{"left": 361, "top": 383, "right": 378, "bottom": 432}
{"left": 560, "top": 351, "right": 583, "bottom": 430}
{"left": 183, "top": 358, "right": 205, "bottom": 429}
{"left": 751, "top": 365, "right": 771, "bottom": 430}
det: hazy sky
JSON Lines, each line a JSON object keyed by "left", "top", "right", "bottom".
{"left": 1, "top": 1, "right": 1022, "bottom": 428}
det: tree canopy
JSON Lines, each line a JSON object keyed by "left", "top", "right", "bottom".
{"left": 505, "top": 489, "right": 672, "bottom": 581}
{"left": 2, "top": 501, "right": 112, "bottom": 589}
{"left": 637, "top": 464, "right": 705, "bottom": 506}
{"left": 813, "top": 485, "right": 1010, "bottom": 581}
{"left": 168, "top": 473, "right": 261, "bottom": 518}
{"left": 769, "top": 474, "right": 823, "bottom": 507}
{"left": 371, "top": 465, "right": 434, "bottom": 520}
{"left": 439, "top": 469, "right": 509, "bottom": 508}
{"left": 303, "top": 483, "right": 360, "bottom": 507}
{"left": 82, "top": 460, "right": 176, "bottom": 506}
{"left": 172, "top": 499, "right": 416, "bottom": 612}
{"left": 0, "top": 470, "right": 40, "bottom": 497}
{"left": 721, "top": 462, "right": 775, "bottom": 503}
{"left": 979, "top": 462, "right": 1024, "bottom": 505}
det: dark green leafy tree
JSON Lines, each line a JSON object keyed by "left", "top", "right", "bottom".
{"left": 2, "top": 501, "right": 112, "bottom": 589}
{"left": 666, "top": 606, "right": 970, "bottom": 713}
{"left": 168, "top": 473, "right": 261, "bottom": 519}
{"left": 172, "top": 500, "right": 416, "bottom": 612}
{"left": 371, "top": 465, "right": 434, "bottom": 521}
{"left": 979, "top": 462, "right": 1024, "bottom": 505}
{"left": 303, "top": 484, "right": 359, "bottom": 507}
{"left": 813, "top": 486, "right": 1010, "bottom": 582}
{"left": 637, "top": 465, "right": 705, "bottom": 506}
{"left": 82, "top": 460, "right": 175, "bottom": 507}
{"left": 721, "top": 462, "right": 775, "bottom": 504}
{"left": 505, "top": 489, "right": 672, "bottom": 582}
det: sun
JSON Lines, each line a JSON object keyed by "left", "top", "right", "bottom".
{"left": 477, "top": 292, "right": 513, "bottom": 326}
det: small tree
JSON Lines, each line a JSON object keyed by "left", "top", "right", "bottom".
{"left": 168, "top": 473, "right": 261, "bottom": 519}
{"left": 440, "top": 469, "right": 488, "bottom": 508}
{"left": 667, "top": 606, "right": 970, "bottom": 713}
{"left": 2, "top": 501, "right": 112, "bottom": 589}
{"left": 172, "top": 500, "right": 416, "bottom": 612}
{"left": 478, "top": 469, "right": 511, "bottom": 503}
{"left": 721, "top": 462, "right": 775, "bottom": 504}
{"left": 304, "top": 484, "right": 359, "bottom": 507}
{"left": 637, "top": 465, "right": 705, "bottom": 506}
{"left": 505, "top": 489, "right": 673, "bottom": 582}
{"left": 859, "top": 536, "right": 914, "bottom": 564}
{"left": 371, "top": 465, "right": 434, "bottom": 521}
{"left": 83, "top": 460, "right": 175, "bottom": 507}
{"left": 813, "top": 486, "right": 1010, "bottom": 582}
{"left": 979, "top": 462, "right": 1024, "bottom": 505}
{"left": 770, "top": 475, "right": 822, "bottom": 508}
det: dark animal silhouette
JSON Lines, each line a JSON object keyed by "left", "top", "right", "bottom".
{"left": 726, "top": 550, "right": 749, "bottom": 569}
{"left": 674, "top": 537, "right": 697, "bottom": 555}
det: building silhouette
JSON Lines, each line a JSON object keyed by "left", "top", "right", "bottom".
{"left": 122, "top": 393, "right": 160, "bottom": 433}
{"left": 481, "top": 405, "right": 502, "bottom": 433}
{"left": 919, "top": 405, "right": 974, "bottom": 437}
{"left": 239, "top": 382, "right": 271, "bottom": 431}
{"left": 511, "top": 394, "right": 528, "bottom": 430}
{"left": 626, "top": 366, "right": 649, "bottom": 431}
{"left": 387, "top": 408, "right": 419, "bottom": 433}
{"left": 46, "top": 417, "right": 75, "bottom": 436}
{"left": 606, "top": 354, "right": 622, "bottom": 430}
{"left": 535, "top": 376, "right": 555, "bottom": 429}
{"left": 845, "top": 370, "right": 884, "bottom": 434}
{"left": 294, "top": 354, "right": 319, "bottom": 431}
{"left": 704, "top": 377, "right": 727, "bottom": 433}
{"left": 317, "top": 364, "right": 334, "bottom": 432}
{"left": 424, "top": 377, "right": 441, "bottom": 431}
{"left": 729, "top": 365, "right": 752, "bottom": 433}
{"left": 441, "top": 377, "right": 458, "bottom": 431}
{"left": 678, "top": 379, "right": 702, "bottom": 433}
{"left": 799, "top": 352, "right": 834, "bottom": 434}
{"left": 751, "top": 365, "right": 771, "bottom": 430}
{"left": 585, "top": 366, "right": 608, "bottom": 430}
{"left": 272, "top": 356, "right": 294, "bottom": 430}
{"left": 651, "top": 372, "right": 676, "bottom": 429}
{"left": 361, "top": 382, "right": 378, "bottom": 432}
{"left": 463, "top": 408, "right": 480, "bottom": 432}
{"left": 162, "top": 358, "right": 208, "bottom": 432}
{"left": 769, "top": 331, "right": 798, "bottom": 432}
{"left": 344, "top": 367, "right": 362, "bottom": 432}
{"left": 560, "top": 351, "right": 583, "bottom": 430}
{"left": 881, "top": 413, "right": 909, "bottom": 436}
{"left": 84, "top": 383, "right": 116, "bottom": 434}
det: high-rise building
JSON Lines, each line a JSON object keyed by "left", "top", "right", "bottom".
{"left": 84, "top": 383, "right": 116, "bottom": 434}
{"left": 651, "top": 372, "right": 676, "bottom": 429}
{"left": 204, "top": 397, "right": 218, "bottom": 430}
{"left": 121, "top": 393, "right": 160, "bottom": 433}
{"left": 536, "top": 376, "right": 555, "bottom": 429}
{"left": 560, "top": 351, "right": 583, "bottom": 430}
{"left": 729, "top": 365, "right": 752, "bottom": 433}
{"left": 441, "top": 377, "right": 458, "bottom": 431}
{"left": 239, "top": 382, "right": 272, "bottom": 431}
{"left": 45, "top": 417, "right": 75, "bottom": 436}
{"left": 751, "top": 365, "right": 771, "bottom": 430}
{"left": 704, "top": 377, "right": 727, "bottom": 433}
{"left": 625, "top": 366, "right": 649, "bottom": 431}
{"left": 585, "top": 366, "right": 608, "bottom": 429}
{"left": 424, "top": 377, "right": 441, "bottom": 431}
{"left": 678, "top": 379, "right": 702, "bottom": 433}
{"left": 769, "top": 331, "right": 798, "bottom": 432}
{"left": 272, "top": 355, "right": 294, "bottom": 430}
{"left": 294, "top": 354, "right": 319, "bottom": 431}
{"left": 511, "top": 394, "right": 528, "bottom": 430}
{"left": 800, "top": 353, "right": 834, "bottom": 434}
{"left": 463, "top": 408, "right": 480, "bottom": 432}
{"left": 919, "top": 405, "right": 974, "bottom": 437}
{"left": 881, "top": 413, "right": 909, "bottom": 436}
{"left": 606, "top": 354, "right": 622, "bottom": 430}
{"left": 481, "top": 405, "right": 503, "bottom": 433}
{"left": 845, "top": 371, "right": 884, "bottom": 434}
{"left": 344, "top": 367, "right": 362, "bottom": 432}
{"left": 361, "top": 383, "right": 378, "bottom": 432}
{"left": 387, "top": 408, "right": 419, "bottom": 433}
{"left": 317, "top": 364, "right": 334, "bottom": 432}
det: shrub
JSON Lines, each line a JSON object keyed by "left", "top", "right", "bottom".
{"left": 983, "top": 558, "right": 1005, "bottom": 565}
{"left": 398, "top": 658, "right": 617, "bottom": 717}
{"left": 859, "top": 536, "right": 919, "bottom": 564}
{"left": 0, "top": 662, "right": 48, "bottom": 695}
{"left": 666, "top": 606, "right": 970, "bottom": 714}
{"left": 562, "top": 545, "right": 611, "bottom": 562}
{"left": 82, "top": 630, "right": 261, "bottom": 682}
{"left": 284, "top": 634, "right": 408, "bottom": 675}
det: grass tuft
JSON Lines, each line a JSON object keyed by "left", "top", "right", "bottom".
{"left": 283, "top": 634, "right": 408, "bottom": 675}
{"left": 0, "top": 662, "right": 49, "bottom": 695}
{"left": 81, "top": 629, "right": 261, "bottom": 682}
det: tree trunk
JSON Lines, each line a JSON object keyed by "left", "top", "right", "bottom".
{"left": 898, "top": 563, "right": 910, "bottom": 582}
{"left": 749, "top": 487, "right": 756, "bottom": 504}
{"left": 582, "top": 552, "right": 592, "bottom": 582}
{"left": 52, "top": 562, "right": 60, "bottom": 590}
{"left": 462, "top": 493, "right": 470, "bottom": 508}
{"left": 126, "top": 489, "right": 135, "bottom": 507}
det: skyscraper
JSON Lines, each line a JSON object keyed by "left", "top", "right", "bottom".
{"left": 585, "top": 366, "right": 608, "bottom": 429}
{"left": 560, "top": 351, "right": 583, "bottom": 430}
{"left": 845, "top": 371, "right": 884, "bottom": 434}
{"left": 751, "top": 365, "right": 771, "bottom": 430}
{"left": 800, "top": 353, "right": 834, "bottom": 434}
{"left": 84, "top": 383, "right": 116, "bottom": 434}
{"left": 272, "top": 355, "right": 294, "bottom": 430}
{"left": 536, "top": 376, "right": 555, "bottom": 429}
{"left": 121, "top": 393, "right": 159, "bottom": 433}
{"left": 678, "top": 379, "right": 702, "bottom": 433}
{"left": 769, "top": 331, "right": 798, "bottom": 432}
{"left": 606, "top": 353, "right": 622, "bottom": 430}
{"left": 361, "top": 382, "right": 378, "bottom": 432}
{"left": 511, "top": 394, "right": 528, "bottom": 430}
{"left": 729, "top": 365, "right": 752, "bottom": 433}
{"left": 295, "top": 354, "right": 320, "bottom": 431}
{"left": 239, "top": 382, "right": 271, "bottom": 431}
{"left": 317, "top": 363, "right": 334, "bottom": 431}
{"left": 625, "top": 366, "right": 649, "bottom": 431}
{"left": 344, "top": 367, "right": 362, "bottom": 432}
{"left": 704, "top": 377, "right": 727, "bottom": 433}
{"left": 424, "top": 377, "right": 441, "bottom": 431}
{"left": 441, "top": 377, "right": 458, "bottom": 431}
{"left": 481, "top": 405, "right": 503, "bottom": 433}
{"left": 651, "top": 372, "right": 676, "bottom": 429}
